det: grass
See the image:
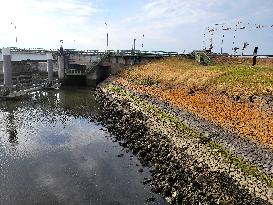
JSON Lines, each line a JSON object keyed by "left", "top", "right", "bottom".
{"left": 108, "top": 84, "right": 273, "bottom": 188}
{"left": 114, "top": 57, "right": 273, "bottom": 148}
{"left": 208, "top": 63, "right": 273, "bottom": 95}
{"left": 120, "top": 57, "right": 273, "bottom": 96}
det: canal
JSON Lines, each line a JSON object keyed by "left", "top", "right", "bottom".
{"left": 0, "top": 87, "right": 166, "bottom": 205}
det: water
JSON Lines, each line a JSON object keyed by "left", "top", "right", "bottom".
{"left": 0, "top": 88, "right": 166, "bottom": 205}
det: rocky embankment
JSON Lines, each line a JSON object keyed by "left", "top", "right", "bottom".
{"left": 95, "top": 78, "right": 273, "bottom": 205}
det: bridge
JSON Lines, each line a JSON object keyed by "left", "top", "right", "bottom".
{"left": 0, "top": 47, "right": 183, "bottom": 97}
{"left": 0, "top": 47, "right": 181, "bottom": 87}
{"left": 0, "top": 47, "right": 179, "bottom": 61}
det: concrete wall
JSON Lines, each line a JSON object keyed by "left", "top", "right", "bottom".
{"left": 99, "top": 56, "right": 137, "bottom": 75}
{"left": 28, "top": 61, "right": 58, "bottom": 73}
{"left": 86, "top": 65, "right": 110, "bottom": 86}
{"left": 118, "top": 57, "right": 126, "bottom": 64}
{"left": 0, "top": 61, "right": 58, "bottom": 74}
{"left": 69, "top": 54, "right": 101, "bottom": 65}
{"left": 110, "top": 64, "right": 124, "bottom": 75}
{"left": 108, "top": 56, "right": 150, "bottom": 75}
{"left": 0, "top": 62, "right": 31, "bottom": 74}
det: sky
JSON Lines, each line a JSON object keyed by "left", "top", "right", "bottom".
{"left": 0, "top": 0, "right": 272, "bottom": 54}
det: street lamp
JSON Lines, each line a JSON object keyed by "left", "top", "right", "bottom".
{"left": 10, "top": 22, "right": 17, "bottom": 45}
{"left": 59, "top": 40, "right": 64, "bottom": 55}
{"left": 133, "top": 38, "right": 136, "bottom": 51}
{"left": 132, "top": 33, "right": 145, "bottom": 51}
{"left": 215, "top": 23, "right": 226, "bottom": 54}
{"left": 105, "top": 22, "right": 109, "bottom": 48}
{"left": 202, "top": 33, "right": 206, "bottom": 50}
{"left": 73, "top": 39, "right": 76, "bottom": 50}
{"left": 141, "top": 34, "right": 144, "bottom": 49}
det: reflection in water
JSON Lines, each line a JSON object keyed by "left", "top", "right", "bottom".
{"left": 7, "top": 112, "right": 18, "bottom": 148}
{"left": 55, "top": 92, "right": 60, "bottom": 106}
{"left": 5, "top": 101, "right": 19, "bottom": 149}
{"left": 0, "top": 88, "right": 166, "bottom": 205}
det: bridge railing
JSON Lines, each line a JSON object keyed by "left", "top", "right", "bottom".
{"left": 1, "top": 47, "right": 184, "bottom": 59}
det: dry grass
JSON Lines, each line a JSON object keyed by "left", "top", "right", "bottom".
{"left": 121, "top": 58, "right": 221, "bottom": 90}
{"left": 115, "top": 57, "right": 273, "bottom": 147}
{"left": 120, "top": 57, "right": 273, "bottom": 96}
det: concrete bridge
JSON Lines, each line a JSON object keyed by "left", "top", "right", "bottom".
{"left": 60, "top": 50, "right": 167, "bottom": 86}
{"left": 0, "top": 47, "right": 180, "bottom": 87}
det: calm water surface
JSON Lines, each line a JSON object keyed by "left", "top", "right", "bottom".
{"left": 0, "top": 88, "right": 166, "bottom": 205}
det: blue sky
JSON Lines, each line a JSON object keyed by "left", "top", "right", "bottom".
{"left": 0, "top": 0, "right": 272, "bottom": 54}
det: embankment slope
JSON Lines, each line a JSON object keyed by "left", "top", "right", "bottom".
{"left": 96, "top": 57, "right": 273, "bottom": 204}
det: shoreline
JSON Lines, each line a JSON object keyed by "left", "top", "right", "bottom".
{"left": 95, "top": 78, "right": 273, "bottom": 204}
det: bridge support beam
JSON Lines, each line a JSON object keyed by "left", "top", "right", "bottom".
{"left": 58, "top": 55, "right": 65, "bottom": 80}
{"left": 47, "top": 53, "right": 53, "bottom": 81}
{"left": 2, "top": 48, "right": 12, "bottom": 87}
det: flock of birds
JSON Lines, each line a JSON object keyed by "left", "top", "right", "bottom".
{"left": 203, "top": 21, "right": 273, "bottom": 54}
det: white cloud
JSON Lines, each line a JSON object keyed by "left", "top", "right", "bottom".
{"left": 0, "top": 0, "right": 97, "bottom": 49}
{"left": 117, "top": 0, "right": 226, "bottom": 52}
{"left": 128, "top": 0, "right": 221, "bottom": 27}
{"left": 28, "top": 0, "right": 96, "bottom": 17}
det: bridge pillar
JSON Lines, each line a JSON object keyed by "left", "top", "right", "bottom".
{"left": 47, "top": 53, "right": 53, "bottom": 81}
{"left": 2, "top": 48, "right": 12, "bottom": 87}
{"left": 58, "top": 55, "right": 65, "bottom": 80}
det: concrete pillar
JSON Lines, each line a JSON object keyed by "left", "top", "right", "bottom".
{"left": 2, "top": 48, "right": 12, "bottom": 87}
{"left": 58, "top": 55, "right": 65, "bottom": 80}
{"left": 47, "top": 53, "right": 53, "bottom": 81}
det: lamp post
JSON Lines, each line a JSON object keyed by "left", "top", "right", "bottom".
{"left": 133, "top": 39, "right": 136, "bottom": 51}
{"left": 105, "top": 22, "right": 109, "bottom": 49}
{"left": 132, "top": 33, "right": 144, "bottom": 51}
{"left": 59, "top": 40, "right": 64, "bottom": 54}
{"left": 221, "top": 34, "right": 224, "bottom": 54}
{"left": 202, "top": 33, "right": 206, "bottom": 50}
{"left": 216, "top": 24, "right": 225, "bottom": 54}
{"left": 213, "top": 23, "right": 226, "bottom": 54}
{"left": 10, "top": 22, "right": 17, "bottom": 45}
{"left": 207, "top": 26, "right": 214, "bottom": 52}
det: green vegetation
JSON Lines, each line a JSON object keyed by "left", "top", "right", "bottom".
{"left": 208, "top": 63, "right": 273, "bottom": 94}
